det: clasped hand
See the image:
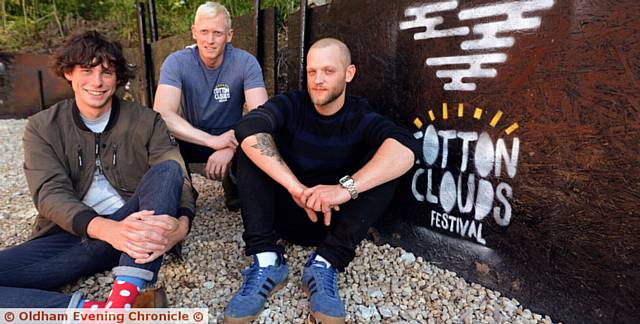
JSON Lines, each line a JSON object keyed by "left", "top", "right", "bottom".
{"left": 207, "top": 129, "right": 238, "bottom": 150}
{"left": 113, "top": 210, "right": 185, "bottom": 264}
{"left": 290, "top": 184, "right": 351, "bottom": 226}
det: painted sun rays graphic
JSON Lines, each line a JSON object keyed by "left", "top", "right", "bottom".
{"left": 399, "top": 0, "right": 555, "bottom": 91}
{"left": 412, "top": 103, "right": 520, "bottom": 138}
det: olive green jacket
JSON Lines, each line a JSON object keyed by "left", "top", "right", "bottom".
{"left": 23, "top": 97, "right": 196, "bottom": 240}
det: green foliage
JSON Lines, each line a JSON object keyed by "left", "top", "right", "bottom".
{"left": 1, "top": 26, "right": 31, "bottom": 53}
{"left": 152, "top": 0, "right": 299, "bottom": 40}
{"left": 262, "top": 0, "right": 299, "bottom": 29}
{"left": 0, "top": 0, "right": 298, "bottom": 53}
{"left": 0, "top": 0, "right": 139, "bottom": 52}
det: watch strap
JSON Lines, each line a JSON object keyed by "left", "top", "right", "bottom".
{"left": 339, "top": 175, "right": 358, "bottom": 200}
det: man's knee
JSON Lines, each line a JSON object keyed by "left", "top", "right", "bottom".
{"left": 153, "top": 160, "right": 183, "bottom": 183}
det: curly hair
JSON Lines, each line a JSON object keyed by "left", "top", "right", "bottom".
{"left": 53, "top": 30, "right": 133, "bottom": 87}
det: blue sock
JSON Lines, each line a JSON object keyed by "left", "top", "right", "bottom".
{"left": 115, "top": 275, "right": 145, "bottom": 289}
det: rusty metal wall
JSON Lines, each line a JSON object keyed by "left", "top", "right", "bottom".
{"left": 0, "top": 54, "right": 73, "bottom": 118}
{"left": 0, "top": 9, "right": 276, "bottom": 116}
{"left": 288, "top": 1, "right": 639, "bottom": 323}
{"left": 0, "top": 54, "right": 10, "bottom": 116}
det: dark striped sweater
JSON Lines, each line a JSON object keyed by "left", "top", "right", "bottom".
{"left": 235, "top": 91, "right": 419, "bottom": 184}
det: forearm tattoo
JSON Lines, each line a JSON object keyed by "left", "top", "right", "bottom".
{"left": 252, "top": 133, "right": 284, "bottom": 164}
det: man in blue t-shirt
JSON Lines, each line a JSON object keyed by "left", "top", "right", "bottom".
{"left": 154, "top": 1, "right": 268, "bottom": 210}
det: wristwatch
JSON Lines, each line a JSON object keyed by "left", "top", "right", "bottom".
{"left": 339, "top": 175, "right": 359, "bottom": 200}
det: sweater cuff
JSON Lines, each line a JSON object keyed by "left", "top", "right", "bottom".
{"left": 177, "top": 207, "right": 195, "bottom": 233}
{"left": 72, "top": 209, "right": 100, "bottom": 238}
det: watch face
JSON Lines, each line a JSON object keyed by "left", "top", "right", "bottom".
{"left": 339, "top": 175, "right": 357, "bottom": 199}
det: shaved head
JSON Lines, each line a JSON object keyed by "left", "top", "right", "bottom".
{"left": 306, "top": 38, "right": 356, "bottom": 114}
{"left": 309, "top": 38, "right": 352, "bottom": 69}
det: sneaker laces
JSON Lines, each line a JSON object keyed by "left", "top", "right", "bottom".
{"left": 239, "top": 264, "right": 266, "bottom": 296}
{"left": 312, "top": 261, "right": 338, "bottom": 298}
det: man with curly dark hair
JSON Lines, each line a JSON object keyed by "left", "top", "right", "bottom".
{"left": 52, "top": 30, "right": 134, "bottom": 88}
{"left": 0, "top": 30, "right": 195, "bottom": 309}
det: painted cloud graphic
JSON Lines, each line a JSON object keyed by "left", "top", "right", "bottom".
{"left": 400, "top": 0, "right": 555, "bottom": 91}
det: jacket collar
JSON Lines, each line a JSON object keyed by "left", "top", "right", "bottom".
{"left": 72, "top": 96, "right": 121, "bottom": 132}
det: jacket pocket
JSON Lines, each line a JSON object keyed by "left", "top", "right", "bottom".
{"left": 110, "top": 144, "right": 133, "bottom": 193}
{"left": 70, "top": 145, "right": 84, "bottom": 188}
{"left": 77, "top": 145, "right": 84, "bottom": 170}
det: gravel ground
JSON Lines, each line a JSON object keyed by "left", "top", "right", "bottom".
{"left": 0, "top": 119, "right": 556, "bottom": 323}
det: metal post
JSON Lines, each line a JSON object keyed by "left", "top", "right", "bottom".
{"left": 298, "top": 0, "right": 308, "bottom": 90}
{"left": 254, "top": 0, "right": 263, "bottom": 66}
{"left": 147, "top": 0, "right": 159, "bottom": 42}
{"left": 37, "top": 70, "right": 45, "bottom": 110}
{"left": 136, "top": 2, "right": 152, "bottom": 107}
{"left": 273, "top": 7, "right": 279, "bottom": 94}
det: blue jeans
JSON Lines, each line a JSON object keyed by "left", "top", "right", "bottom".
{"left": 0, "top": 160, "right": 184, "bottom": 307}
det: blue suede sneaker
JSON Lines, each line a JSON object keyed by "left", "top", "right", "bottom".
{"left": 302, "top": 253, "right": 346, "bottom": 324}
{"left": 224, "top": 254, "right": 288, "bottom": 323}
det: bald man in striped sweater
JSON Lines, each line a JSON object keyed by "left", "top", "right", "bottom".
{"left": 223, "top": 38, "right": 419, "bottom": 324}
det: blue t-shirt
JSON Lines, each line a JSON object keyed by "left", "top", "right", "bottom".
{"left": 159, "top": 43, "right": 265, "bottom": 135}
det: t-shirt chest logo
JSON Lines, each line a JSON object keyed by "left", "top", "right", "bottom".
{"left": 213, "top": 83, "right": 231, "bottom": 103}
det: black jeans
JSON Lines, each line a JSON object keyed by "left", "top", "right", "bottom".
{"left": 177, "top": 140, "right": 214, "bottom": 166}
{"left": 237, "top": 150, "right": 398, "bottom": 272}
{"left": 0, "top": 160, "right": 184, "bottom": 307}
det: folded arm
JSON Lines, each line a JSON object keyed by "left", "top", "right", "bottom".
{"left": 351, "top": 138, "right": 415, "bottom": 193}
{"left": 241, "top": 132, "right": 317, "bottom": 221}
{"left": 153, "top": 84, "right": 237, "bottom": 150}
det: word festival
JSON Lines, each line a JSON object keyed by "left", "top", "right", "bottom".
{"left": 411, "top": 124, "right": 520, "bottom": 245}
